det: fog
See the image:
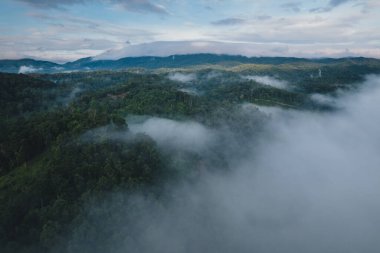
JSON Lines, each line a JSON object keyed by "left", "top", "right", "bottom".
{"left": 61, "top": 87, "right": 83, "bottom": 106}
{"left": 18, "top": 65, "right": 41, "bottom": 74}
{"left": 128, "top": 117, "right": 216, "bottom": 154}
{"left": 243, "top": 75, "right": 288, "bottom": 89}
{"left": 66, "top": 75, "right": 380, "bottom": 253}
{"left": 310, "top": 93, "right": 336, "bottom": 106}
{"left": 168, "top": 72, "right": 196, "bottom": 83}
{"left": 206, "top": 71, "right": 222, "bottom": 80}
{"left": 177, "top": 88, "right": 199, "bottom": 96}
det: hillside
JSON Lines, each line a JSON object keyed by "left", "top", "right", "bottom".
{"left": 1, "top": 54, "right": 380, "bottom": 73}
{"left": 0, "top": 62, "right": 379, "bottom": 253}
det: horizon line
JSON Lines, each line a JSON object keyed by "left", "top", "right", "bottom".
{"left": 1, "top": 53, "right": 379, "bottom": 65}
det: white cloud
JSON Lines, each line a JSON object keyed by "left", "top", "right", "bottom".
{"left": 168, "top": 72, "right": 197, "bottom": 83}
{"left": 18, "top": 65, "right": 41, "bottom": 73}
{"left": 128, "top": 117, "right": 216, "bottom": 153}
{"left": 310, "top": 93, "right": 337, "bottom": 106}
{"left": 70, "top": 75, "right": 380, "bottom": 253}
{"left": 16, "top": 0, "right": 169, "bottom": 14}
{"left": 243, "top": 75, "right": 288, "bottom": 89}
{"left": 1, "top": 0, "right": 380, "bottom": 61}
{"left": 94, "top": 40, "right": 380, "bottom": 61}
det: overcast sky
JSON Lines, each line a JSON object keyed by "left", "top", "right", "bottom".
{"left": 0, "top": 0, "right": 379, "bottom": 62}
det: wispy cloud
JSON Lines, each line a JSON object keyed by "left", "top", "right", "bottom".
{"left": 310, "top": 0, "right": 355, "bottom": 13}
{"left": 94, "top": 40, "right": 380, "bottom": 60}
{"left": 1, "top": 0, "right": 379, "bottom": 61}
{"left": 16, "top": 0, "right": 169, "bottom": 14}
{"left": 113, "top": 0, "right": 168, "bottom": 14}
{"left": 0, "top": 10, "right": 158, "bottom": 62}
{"left": 16, "top": 0, "right": 84, "bottom": 9}
{"left": 67, "top": 76, "right": 380, "bottom": 253}
{"left": 281, "top": 2, "right": 302, "bottom": 13}
{"left": 255, "top": 15, "right": 271, "bottom": 20}
{"left": 211, "top": 18, "right": 246, "bottom": 26}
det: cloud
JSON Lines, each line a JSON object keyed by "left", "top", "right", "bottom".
{"left": 310, "top": 93, "right": 337, "bottom": 106}
{"left": 4, "top": 0, "right": 380, "bottom": 61}
{"left": 310, "top": 0, "right": 355, "bottom": 13}
{"left": 113, "top": 0, "right": 168, "bottom": 14}
{"left": 66, "top": 75, "right": 380, "bottom": 253}
{"left": 242, "top": 75, "right": 288, "bottom": 89}
{"left": 128, "top": 117, "right": 216, "bottom": 154}
{"left": 16, "top": 0, "right": 82, "bottom": 8}
{"left": 330, "top": 0, "right": 352, "bottom": 7}
{"left": 16, "top": 0, "right": 168, "bottom": 14}
{"left": 93, "top": 40, "right": 380, "bottom": 61}
{"left": 168, "top": 72, "right": 197, "bottom": 83}
{"left": 211, "top": 18, "right": 246, "bottom": 26}
{"left": 18, "top": 65, "right": 42, "bottom": 73}
{"left": 255, "top": 15, "right": 271, "bottom": 20}
{"left": 0, "top": 11, "right": 158, "bottom": 62}
{"left": 178, "top": 88, "right": 200, "bottom": 96}
{"left": 281, "top": 2, "right": 301, "bottom": 12}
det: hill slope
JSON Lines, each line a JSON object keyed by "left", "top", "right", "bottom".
{"left": 1, "top": 54, "right": 380, "bottom": 73}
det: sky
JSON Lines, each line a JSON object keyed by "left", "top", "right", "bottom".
{"left": 0, "top": 0, "right": 379, "bottom": 62}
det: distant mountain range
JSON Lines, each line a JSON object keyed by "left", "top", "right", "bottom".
{"left": 1, "top": 54, "right": 379, "bottom": 73}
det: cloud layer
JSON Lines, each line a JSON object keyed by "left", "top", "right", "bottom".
{"left": 65, "top": 75, "right": 380, "bottom": 253}
{"left": 16, "top": 0, "right": 168, "bottom": 14}
{"left": 211, "top": 18, "right": 246, "bottom": 26}
{"left": 167, "top": 72, "right": 197, "bottom": 83}
{"left": 18, "top": 65, "right": 41, "bottom": 73}
{"left": 1, "top": 0, "right": 379, "bottom": 61}
{"left": 94, "top": 40, "right": 380, "bottom": 60}
{"left": 242, "top": 75, "right": 288, "bottom": 89}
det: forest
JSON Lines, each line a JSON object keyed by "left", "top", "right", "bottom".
{"left": 1, "top": 57, "right": 380, "bottom": 253}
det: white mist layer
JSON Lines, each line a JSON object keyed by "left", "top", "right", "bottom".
{"left": 128, "top": 117, "right": 215, "bottom": 154}
{"left": 178, "top": 88, "right": 199, "bottom": 96}
{"left": 243, "top": 75, "right": 288, "bottom": 89}
{"left": 310, "top": 93, "right": 336, "bottom": 105}
{"left": 18, "top": 65, "right": 41, "bottom": 74}
{"left": 69, "top": 75, "right": 380, "bottom": 253}
{"left": 168, "top": 72, "right": 196, "bottom": 83}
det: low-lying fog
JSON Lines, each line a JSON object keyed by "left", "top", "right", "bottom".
{"left": 242, "top": 75, "right": 288, "bottom": 89}
{"left": 168, "top": 72, "right": 197, "bottom": 83}
{"left": 67, "top": 75, "right": 380, "bottom": 253}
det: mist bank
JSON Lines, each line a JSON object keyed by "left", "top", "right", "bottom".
{"left": 242, "top": 75, "right": 288, "bottom": 89}
{"left": 58, "top": 75, "right": 380, "bottom": 253}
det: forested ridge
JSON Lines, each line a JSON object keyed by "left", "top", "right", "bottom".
{"left": 1, "top": 59, "right": 380, "bottom": 253}
{"left": 2, "top": 54, "right": 380, "bottom": 73}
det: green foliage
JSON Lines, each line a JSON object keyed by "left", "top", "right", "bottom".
{"left": 0, "top": 73, "right": 61, "bottom": 116}
{"left": 1, "top": 59, "right": 379, "bottom": 252}
{"left": 0, "top": 135, "right": 167, "bottom": 253}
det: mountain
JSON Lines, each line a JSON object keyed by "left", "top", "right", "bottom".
{"left": 1, "top": 58, "right": 380, "bottom": 253}
{"left": 0, "top": 58, "right": 61, "bottom": 73}
{"left": 1, "top": 54, "right": 380, "bottom": 73}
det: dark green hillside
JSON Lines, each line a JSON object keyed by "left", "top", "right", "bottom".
{"left": 0, "top": 73, "right": 59, "bottom": 116}
{"left": 0, "top": 60, "right": 379, "bottom": 252}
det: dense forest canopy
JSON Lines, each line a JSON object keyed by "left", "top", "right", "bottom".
{"left": 1, "top": 56, "right": 380, "bottom": 253}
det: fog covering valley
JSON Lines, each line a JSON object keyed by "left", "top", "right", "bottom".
{"left": 2, "top": 0, "right": 380, "bottom": 251}
{"left": 1, "top": 61, "right": 380, "bottom": 253}
{"left": 65, "top": 75, "right": 380, "bottom": 253}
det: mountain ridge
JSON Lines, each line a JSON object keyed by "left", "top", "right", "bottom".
{"left": 1, "top": 54, "right": 380, "bottom": 73}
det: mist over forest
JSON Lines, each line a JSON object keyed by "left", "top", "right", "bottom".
{"left": 1, "top": 60, "right": 380, "bottom": 252}
{"left": 1, "top": 0, "right": 380, "bottom": 252}
{"left": 61, "top": 75, "right": 380, "bottom": 253}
